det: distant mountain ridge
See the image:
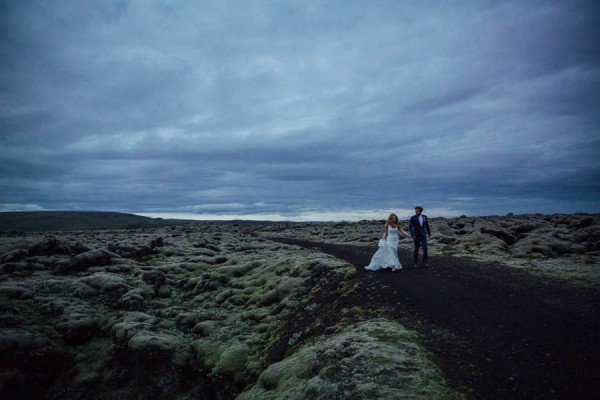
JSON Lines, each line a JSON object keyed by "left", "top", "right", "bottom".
{"left": 0, "top": 211, "right": 195, "bottom": 232}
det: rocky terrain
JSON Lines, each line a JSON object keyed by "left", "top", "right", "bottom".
{"left": 0, "top": 213, "right": 598, "bottom": 399}
{"left": 263, "top": 213, "right": 600, "bottom": 285}
{"left": 0, "top": 223, "right": 459, "bottom": 400}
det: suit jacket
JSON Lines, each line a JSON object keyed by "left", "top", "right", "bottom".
{"left": 409, "top": 214, "right": 431, "bottom": 237}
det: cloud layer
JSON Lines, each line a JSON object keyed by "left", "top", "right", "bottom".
{"left": 1, "top": 0, "right": 599, "bottom": 220}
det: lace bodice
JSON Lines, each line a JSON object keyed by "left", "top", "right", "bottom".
{"left": 387, "top": 226, "right": 399, "bottom": 241}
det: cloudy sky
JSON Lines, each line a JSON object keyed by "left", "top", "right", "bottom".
{"left": 1, "top": 0, "right": 599, "bottom": 221}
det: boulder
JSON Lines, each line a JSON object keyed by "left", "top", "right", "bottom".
{"left": 128, "top": 331, "right": 177, "bottom": 354}
{"left": 213, "top": 343, "right": 250, "bottom": 382}
{"left": 117, "top": 287, "right": 154, "bottom": 310}
{"left": 0, "top": 262, "right": 30, "bottom": 274}
{"left": 76, "top": 272, "right": 129, "bottom": 292}
{"left": 192, "top": 321, "right": 217, "bottom": 336}
{"left": 51, "top": 250, "right": 112, "bottom": 274}
{"left": 141, "top": 270, "right": 166, "bottom": 289}
{"left": 0, "top": 249, "right": 28, "bottom": 264}
{"left": 107, "top": 243, "right": 153, "bottom": 259}
{"left": 480, "top": 228, "right": 518, "bottom": 245}
{"left": 29, "top": 239, "right": 89, "bottom": 256}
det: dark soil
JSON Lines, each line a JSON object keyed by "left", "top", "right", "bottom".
{"left": 270, "top": 238, "right": 600, "bottom": 400}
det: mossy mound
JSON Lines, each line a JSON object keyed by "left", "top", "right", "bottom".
{"left": 238, "top": 319, "right": 461, "bottom": 400}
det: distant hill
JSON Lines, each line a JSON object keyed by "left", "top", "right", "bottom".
{"left": 0, "top": 211, "right": 196, "bottom": 232}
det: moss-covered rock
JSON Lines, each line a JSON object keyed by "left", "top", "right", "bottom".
{"left": 11, "top": 217, "right": 587, "bottom": 398}
{"left": 238, "top": 319, "right": 462, "bottom": 400}
{"left": 75, "top": 272, "right": 129, "bottom": 292}
{"left": 213, "top": 343, "right": 250, "bottom": 382}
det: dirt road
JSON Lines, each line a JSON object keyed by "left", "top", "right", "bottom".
{"left": 270, "top": 238, "right": 600, "bottom": 400}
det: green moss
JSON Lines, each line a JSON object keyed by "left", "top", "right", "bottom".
{"left": 191, "top": 340, "right": 222, "bottom": 369}
{"left": 367, "top": 329, "right": 400, "bottom": 343}
{"left": 340, "top": 306, "right": 363, "bottom": 317}
{"left": 237, "top": 319, "right": 463, "bottom": 400}
{"left": 240, "top": 310, "right": 266, "bottom": 322}
{"left": 213, "top": 343, "right": 250, "bottom": 381}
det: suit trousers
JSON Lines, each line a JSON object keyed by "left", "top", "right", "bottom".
{"left": 413, "top": 234, "right": 428, "bottom": 264}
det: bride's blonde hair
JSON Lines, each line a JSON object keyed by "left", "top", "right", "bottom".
{"left": 387, "top": 213, "right": 399, "bottom": 224}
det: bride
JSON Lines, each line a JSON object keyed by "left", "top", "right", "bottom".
{"left": 365, "top": 213, "right": 411, "bottom": 272}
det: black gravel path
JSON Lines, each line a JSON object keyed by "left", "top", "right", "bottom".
{"left": 270, "top": 238, "right": 600, "bottom": 400}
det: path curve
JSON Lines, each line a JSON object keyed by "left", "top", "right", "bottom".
{"left": 270, "top": 238, "right": 600, "bottom": 400}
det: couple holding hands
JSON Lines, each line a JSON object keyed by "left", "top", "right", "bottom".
{"left": 365, "top": 206, "right": 431, "bottom": 272}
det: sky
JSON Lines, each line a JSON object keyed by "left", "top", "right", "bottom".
{"left": 1, "top": 0, "right": 599, "bottom": 221}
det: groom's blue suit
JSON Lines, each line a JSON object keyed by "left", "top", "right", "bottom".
{"left": 409, "top": 214, "right": 431, "bottom": 265}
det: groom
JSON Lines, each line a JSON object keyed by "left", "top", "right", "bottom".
{"left": 409, "top": 206, "right": 432, "bottom": 268}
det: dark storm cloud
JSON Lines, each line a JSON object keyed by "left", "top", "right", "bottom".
{"left": 1, "top": 0, "right": 599, "bottom": 219}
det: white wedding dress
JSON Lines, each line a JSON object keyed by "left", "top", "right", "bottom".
{"left": 365, "top": 227, "right": 402, "bottom": 271}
